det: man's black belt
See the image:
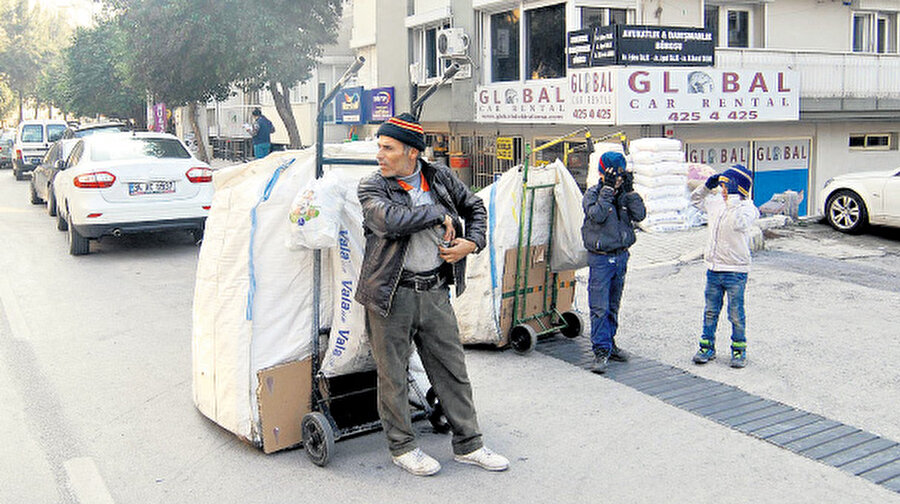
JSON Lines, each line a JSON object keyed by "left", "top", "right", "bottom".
{"left": 593, "top": 247, "right": 628, "bottom": 256}
{"left": 398, "top": 267, "right": 446, "bottom": 291}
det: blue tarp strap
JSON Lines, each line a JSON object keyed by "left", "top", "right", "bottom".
{"left": 246, "top": 158, "right": 296, "bottom": 321}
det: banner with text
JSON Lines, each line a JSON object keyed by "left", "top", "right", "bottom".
{"left": 475, "top": 80, "right": 567, "bottom": 123}
{"left": 616, "top": 68, "right": 799, "bottom": 125}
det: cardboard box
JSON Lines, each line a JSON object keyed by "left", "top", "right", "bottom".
{"left": 498, "top": 245, "right": 577, "bottom": 346}
{"left": 256, "top": 358, "right": 312, "bottom": 454}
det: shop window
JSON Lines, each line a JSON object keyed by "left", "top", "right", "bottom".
{"left": 849, "top": 133, "right": 895, "bottom": 150}
{"left": 527, "top": 4, "right": 565, "bottom": 80}
{"left": 580, "top": 6, "right": 632, "bottom": 30}
{"left": 704, "top": 6, "right": 719, "bottom": 47}
{"left": 727, "top": 9, "right": 749, "bottom": 48}
{"left": 491, "top": 10, "right": 520, "bottom": 82}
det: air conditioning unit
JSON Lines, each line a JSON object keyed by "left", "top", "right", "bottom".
{"left": 437, "top": 28, "right": 469, "bottom": 57}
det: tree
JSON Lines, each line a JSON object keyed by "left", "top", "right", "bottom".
{"left": 0, "top": 0, "right": 69, "bottom": 120}
{"left": 233, "top": 0, "right": 343, "bottom": 149}
{"left": 51, "top": 20, "right": 145, "bottom": 125}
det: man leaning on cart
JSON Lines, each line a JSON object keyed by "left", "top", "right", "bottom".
{"left": 355, "top": 113, "right": 510, "bottom": 476}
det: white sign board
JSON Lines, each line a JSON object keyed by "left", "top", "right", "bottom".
{"left": 475, "top": 80, "right": 567, "bottom": 123}
{"left": 616, "top": 68, "right": 799, "bottom": 125}
{"left": 565, "top": 67, "right": 616, "bottom": 125}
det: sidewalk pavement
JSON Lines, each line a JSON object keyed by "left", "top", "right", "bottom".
{"left": 629, "top": 226, "right": 708, "bottom": 270}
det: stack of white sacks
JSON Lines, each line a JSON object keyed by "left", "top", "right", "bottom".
{"left": 628, "top": 138, "right": 692, "bottom": 233}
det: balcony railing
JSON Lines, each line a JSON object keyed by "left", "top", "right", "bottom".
{"left": 716, "top": 48, "right": 900, "bottom": 99}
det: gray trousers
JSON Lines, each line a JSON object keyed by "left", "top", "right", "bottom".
{"left": 366, "top": 285, "right": 483, "bottom": 456}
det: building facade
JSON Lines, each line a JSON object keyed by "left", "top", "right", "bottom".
{"left": 347, "top": 0, "right": 900, "bottom": 215}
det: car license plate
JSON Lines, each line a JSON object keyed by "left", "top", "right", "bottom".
{"left": 29, "top": 157, "right": 42, "bottom": 164}
{"left": 129, "top": 181, "right": 175, "bottom": 195}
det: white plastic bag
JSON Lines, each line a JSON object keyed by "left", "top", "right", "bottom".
{"left": 551, "top": 163, "right": 588, "bottom": 271}
{"left": 288, "top": 174, "right": 344, "bottom": 249}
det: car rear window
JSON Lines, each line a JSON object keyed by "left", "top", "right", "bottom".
{"left": 75, "top": 125, "right": 128, "bottom": 138}
{"left": 47, "top": 125, "right": 67, "bottom": 142}
{"left": 20, "top": 125, "right": 43, "bottom": 142}
{"left": 90, "top": 138, "right": 191, "bottom": 162}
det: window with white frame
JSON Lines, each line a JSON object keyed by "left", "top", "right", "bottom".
{"left": 849, "top": 133, "right": 896, "bottom": 150}
{"left": 411, "top": 21, "right": 454, "bottom": 84}
{"left": 580, "top": 6, "right": 632, "bottom": 30}
{"left": 705, "top": 3, "right": 762, "bottom": 48}
{"left": 853, "top": 11, "right": 897, "bottom": 53}
{"left": 484, "top": 2, "right": 567, "bottom": 83}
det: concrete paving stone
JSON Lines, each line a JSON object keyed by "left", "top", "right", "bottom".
{"left": 653, "top": 381, "right": 713, "bottom": 401}
{"left": 858, "top": 459, "right": 900, "bottom": 485}
{"left": 881, "top": 474, "right": 900, "bottom": 492}
{"left": 801, "top": 431, "right": 879, "bottom": 460}
{"left": 630, "top": 370, "right": 695, "bottom": 393}
{"left": 671, "top": 387, "right": 743, "bottom": 408}
{"left": 712, "top": 401, "right": 787, "bottom": 424}
{"left": 692, "top": 394, "right": 766, "bottom": 417}
{"left": 734, "top": 410, "right": 813, "bottom": 435}
{"left": 821, "top": 438, "right": 898, "bottom": 468}
{"left": 841, "top": 445, "right": 900, "bottom": 476}
{"left": 765, "top": 419, "right": 843, "bottom": 444}
{"left": 750, "top": 414, "right": 824, "bottom": 439}
{"left": 783, "top": 424, "right": 860, "bottom": 453}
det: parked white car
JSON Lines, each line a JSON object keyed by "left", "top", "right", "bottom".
{"left": 819, "top": 168, "right": 900, "bottom": 233}
{"left": 53, "top": 132, "right": 213, "bottom": 255}
{"left": 12, "top": 119, "right": 68, "bottom": 180}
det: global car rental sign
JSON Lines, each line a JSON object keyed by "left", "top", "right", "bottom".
{"left": 616, "top": 68, "right": 799, "bottom": 124}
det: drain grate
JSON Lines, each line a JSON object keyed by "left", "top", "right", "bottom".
{"left": 537, "top": 336, "right": 900, "bottom": 493}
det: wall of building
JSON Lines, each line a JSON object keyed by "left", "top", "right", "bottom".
{"left": 643, "top": 0, "right": 703, "bottom": 27}
{"left": 766, "top": 0, "right": 851, "bottom": 52}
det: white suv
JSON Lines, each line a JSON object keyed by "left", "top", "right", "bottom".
{"left": 13, "top": 119, "right": 68, "bottom": 180}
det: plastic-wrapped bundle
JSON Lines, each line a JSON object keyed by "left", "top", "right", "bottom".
{"left": 629, "top": 138, "right": 690, "bottom": 233}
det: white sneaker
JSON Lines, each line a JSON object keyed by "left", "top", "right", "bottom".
{"left": 392, "top": 448, "right": 441, "bottom": 476}
{"left": 453, "top": 446, "right": 509, "bottom": 472}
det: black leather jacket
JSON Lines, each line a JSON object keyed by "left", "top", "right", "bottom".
{"left": 356, "top": 158, "right": 487, "bottom": 317}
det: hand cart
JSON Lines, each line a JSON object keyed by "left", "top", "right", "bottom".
{"left": 507, "top": 129, "right": 627, "bottom": 355}
{"left": 300, "top": 57, "right": 453, "bottom": 466}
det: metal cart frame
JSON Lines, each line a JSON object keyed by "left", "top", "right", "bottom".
{"left": 506, "top": 129, "right": 627, "bottom": 354}
{"left": 300, "top": 57, "right": 455, "bottom": 466}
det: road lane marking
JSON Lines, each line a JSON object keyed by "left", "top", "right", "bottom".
{"left": 64, "top": 457, "right": 115, "bottom": 504}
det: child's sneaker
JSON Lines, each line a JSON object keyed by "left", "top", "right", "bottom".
{"left": 692, "top": 340, "right": 715, "bottom": 364}
{"left": 730, "top": 348, "right": 747, "bottom": 368}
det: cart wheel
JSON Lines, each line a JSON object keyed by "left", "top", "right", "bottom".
{"left": 301, "top": 412, "right": 335, "bottom": 467}
{"left": 509, "top": 324, "right": 537, "bottom": 355}
{"left": 559, "top": 311, "right": 585, "bottom": 338}
{"left": 425, "top": 387, "right": 451, "bottom": 433}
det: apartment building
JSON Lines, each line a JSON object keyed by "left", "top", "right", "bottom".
{"left": 347, "top": 0, "right": 900, "bottom": 215}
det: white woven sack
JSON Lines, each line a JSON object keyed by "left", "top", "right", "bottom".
{"left": 634, "top": 183, "right": 687, "bottom": 201}
{"left": 629, "top": 137, "right": 683, "bottom": 153}
{"left": 631, "top": 150, "right": 685, "bottom": 164}
{"left": 633, "top": 173, "right": 687, "bottom": 188}
{"left": 631, "top": 161, "right": 688, "bottom": 178}
{"left": 644, "top": 196, "right": 690, "bottom": 214}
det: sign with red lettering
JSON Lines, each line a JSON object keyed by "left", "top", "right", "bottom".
{"left": 565, "top": 68, "right": 616, "bottom": 125}
{"left": 617, "top": 68, "right": 799, "bottom": 124}
{"left": 475, "top": 81, "right": 567, "bottom": 123}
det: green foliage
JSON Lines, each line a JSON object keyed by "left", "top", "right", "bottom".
{"left": 56, "top": 20, "right": 144, "bottom": 120}
{"left": 0, "top": 0, "right": 69, "bottom": 113}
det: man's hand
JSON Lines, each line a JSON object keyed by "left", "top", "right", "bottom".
{"left": 439, "top": 238, "right": 476, "bottom": 264}
{"left": 621, "top": 171, "right": 634, "bottom": 193}
{"left": 602, "top": 167, "right": 618, "bottom": 188}
{"left": 705, "top": 174, "right": 720, "bottom": 190}
{"left": 442, "top": 214, "right": 456, "bottom": 243}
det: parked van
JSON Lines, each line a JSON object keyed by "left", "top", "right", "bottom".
{"left": 12, "top": 119, "right": 68, "bottom": 180}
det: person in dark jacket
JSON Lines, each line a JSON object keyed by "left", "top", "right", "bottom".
{"left": 356, "top": 113, "right": 508, "bottom": 476}
{"left": 250, "top": 107, "right": 275, "bottom": 158}
{"left": 581, "top": 151, "right": 646, "bottom": 374}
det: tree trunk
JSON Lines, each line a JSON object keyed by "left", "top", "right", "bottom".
{"left": 270, "top": 81, "right": 301, "bottom": 149}
{"left": 17, "top": 91, "right": 23, "bottom": 122}
{"left": 187, "top": 101, "right": 210, "bottom": 163}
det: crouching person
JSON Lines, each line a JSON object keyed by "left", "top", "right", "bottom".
{"left": 581, "top": 152, "right": 646, "bottom": 374}
{"left": 690, "top": 164, "right": 760, "bottom": 368}
{"left": 356, "top": 113, "right": 509, "bottom": 476}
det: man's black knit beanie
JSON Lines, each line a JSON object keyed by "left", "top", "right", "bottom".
{"left": 376, "top": 113, "right": 426, "bottom": 152}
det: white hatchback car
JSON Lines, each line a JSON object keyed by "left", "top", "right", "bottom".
{"left": 819, "top": 168, "right": 900, "bottom": 233}
{"left": 54, "top": 132, "right": 213, "bottom": 255}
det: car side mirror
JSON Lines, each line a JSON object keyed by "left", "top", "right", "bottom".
{"left": 54, "top": 159, "right": 66, "bottom": 170}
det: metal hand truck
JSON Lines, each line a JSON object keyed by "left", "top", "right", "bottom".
{"left": 506, "top": 129, "right": 627, "bottom": 354}
{"left": 299, "top": 57, "right": 455, "bottom": 466}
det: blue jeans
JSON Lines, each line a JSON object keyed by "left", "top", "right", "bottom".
{"left": 253, "top": 142, "right": 271, "bottom": 159}
{"left": 702, "top": 270, "right": 748, "bottom": 348}
{"left": 588, "top": 250, "right": 629, "bottom": 355}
